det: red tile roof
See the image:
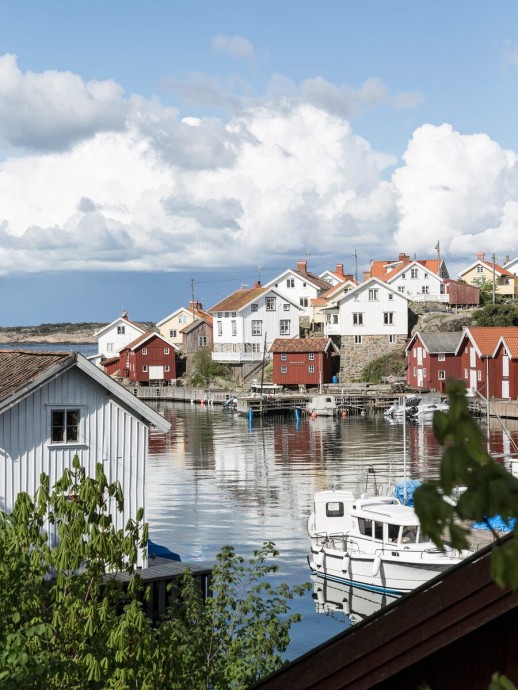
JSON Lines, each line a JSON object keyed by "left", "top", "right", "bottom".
{"left": 467, "top": 327, "right": 518, "bottom": 356}
{"left": 269, "top": 338, "right": 333, "bottom": 353}
{"left": 209, "top": 287, "right": 268, "bottom": 312}
{"left": 499, "top": 336, "right": 518, "bottom": 358}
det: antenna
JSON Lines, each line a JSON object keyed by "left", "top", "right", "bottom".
{"left": 258, "top": 265, "right": 261, "bottom": 283}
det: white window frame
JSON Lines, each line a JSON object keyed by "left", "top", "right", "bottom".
{"left": 309, "top": 353, "right": 315, "bottom": 361}
{"left": 164, "top": 347, "right": 170, "bottom": 354}
{"left": 281, "top": 353, "right": 287, "bottom": 361}
{"left": 300, "top": 297, "right": 309, "bottom": 308}
{"left": 142, "top": 365, "right": 148, "bottom": 372}
{"left": 308, "top": 365, "right": 315, "bottom": 374}
{"left": 438, "top": 353, "right": 445, "bottom": 361}
{"left": 438, "top": 370, "right": 446, "bottom": 380}
{"left": 383, "top": 312, "right": 394, "bottom": 325}
{"left": 354, "top": 335, "right": 362, "bottom": 345}
{"left": 266, "top": 297, "right": 276, "bottom": 311}
{"left": 252, "top": 320, "right": 262, "bottom": 336}
{"left": 251, "top": 303, "right": 258, "bottom": 312}
{"left": 49, "top": 407, "right": 82, "bottom": 445}
{"left": 217, "top": 321, "right": 222, "bottom": 337}
{"left": 410, "top": 268, "right": 418, "bottom": 279}
{"left": 283, "top": 303, "right": 290, "bottom": 311}
{"left": 142, "top": 348, "right": 148, "bottom": 355}
{"left": 117, "top": 325, "right": 125, "bottom": 335}
{"left": 280, "top": 365, "right": 288, "bottom": 374}
{"left": 280, "top": 320, "right": 290, "bottom": 335}
{"left": 231, "top": 320, "right": 237, "bottom": 336}
{"left": 368, "top": 289, "right": 379, "bottom": 301}
{"left": 353, "top": 312, "right": 363, "bottom": 326}
{"left": 286, "top": 278, "right": 295, "bottom": 288}
{"left": 169, "top": 329, "right": 177, "bottom": 338}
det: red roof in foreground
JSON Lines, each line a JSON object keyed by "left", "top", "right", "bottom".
{"left": 466, "top": 326, "right": 518, "bottom": 356}
{"left": 269, "top": 338, "right": 333, "bottom": 353}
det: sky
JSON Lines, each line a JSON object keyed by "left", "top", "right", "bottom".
{"left": 1, "top": 1, "right": 518, "bottom": 325}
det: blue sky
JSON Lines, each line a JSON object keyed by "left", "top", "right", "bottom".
{"left": 1, "top": 1, "right": 518, "bottom": 325}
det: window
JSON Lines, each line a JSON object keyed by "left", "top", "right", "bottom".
{"left": 280, "top": 319, "right": 290, "bottom": 335}
{"left": 358, "top": 518, "right": 373, "bottom": 537}
{"left": 309, "top": 353, "right": 315, "bottom": 361}
{"left": 477, "top": 370, "right": 482, "bottom": 381}
{"left": 51, "top": 409, "right": 80, "bottom": 443}
{"left": 283, "top": 303, "right": 290, "bottom": 311}
{"left": 383, "top": 312, "right": 394, "bottom": 325}
{"left": 410, "top": 268, "right": 418, "bottom": 278}
{"left": 353, "top": 312, "right": 363, "bottom": 326}
{"left": 224, "top": 312, "right": 230, "bottom": 318}
{"left": 266, "top": 297, "right": 276, "bottom": 311}
{"left": 164, "top": 348, "right": 170, "bottom": 354}
{"left": 398, "top": 286, "right": 405, "bottom": 293}
{"left": 281, "top": 365, "right": 288, "bottom": 374}
{"left": 401, "top": 273, "right": 406, "bottom": 279}
{"left": 231, "top": 312, "right": 237, "bottom": 317}
{"left": 308, "top": 365, "right": 315, "bottom": 374}
{"left": 179, "top": 314, "right": 187, "bottom": 324}
{"left": 438, "top": 370, "right": 446, "bottom": 380}
{"left": 142, "top": 348, "right": 148, "bottom": 355}
{"left": 165, "top": 365, "right": 170, "bottom": 372}
{"left": 424, "top": 273, "right": 429, "bottom": 279}
{"left": 354, "top": 335, "right": 362, "bottom": 345}
{"left": 217, "top": 321, "right": 222, "bottom": 336}
{"left": 326, "top": 502, "right": 344, "bottom": 518}
{"left": 286, "top": 278, "right": 295, "bottom": 288}
{"left": 368, "top": 289, "right": 379, "bottom": 301}
{"left": 281, "top": 353, "right": 287, "bottom": 361}
{"left": 476, "top": 265, "right": 484, "bottom": 273}
{"left": 107, "top": 343, "right": 114, "bottom": 352}
{"left": 251, "top": 303, "right": 258, "bottom": 312}
{"left": 464, "top": 368, "right": 468, "bottom": 379}
{"left": 169, "top": 329, "right": 177, "bottom": 338}
{"left": 388, "top": 335, "right": 397, "bottom": 344}
{"left": 117, "top": 325, "right": 125, "bottom": 335}
{"left": 251, "top": 343, "right": 261, "bottom": 353}
{"left": 217, "top": 312, "right": 222, "bottom": 318}
{"left": 300, "top": 297, "right": 309, "bottom": 308}
{"left": 231, "top": 320, "right": 237, "bottom": 336}
{"left": 143, "top": 365, "right": 148, "bottom": 372}
{"left": 438, "top": 353, "right": 445, "bottom": 361}
{"left": 388, "top": 293, "right": 394, "bottom": 300}
{"left": 421, "top": 285, "right": 429, "bottom": 294}
{"left": 303, "top": 282, "right": 307, "bottom": 287}
{"left": 198, "top": 336, "right": 207, "bottom": 347}
{"left": 252, "top": 320, "right": 262, "bottom": 336}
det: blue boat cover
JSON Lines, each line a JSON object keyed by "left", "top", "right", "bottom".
{"left": 393, "top": 480, "right": 421, "bottom": 506}
{"left": 472, "top": 515, "right": 516, "bottom": 532}
{"left": 147, "top": 539, "right": 182, "bottom": 561}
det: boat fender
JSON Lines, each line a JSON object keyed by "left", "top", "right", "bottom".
{"left": 315, "top": 549, "right": 325, "bottom": 568}
{"left": 343, "top": 599, "right": 351, "bottom": 615}
{"left": 316, "top": 588, "right": 324, "bottom": 606}
{"left": 341, "top": 410, "right": 347, "bottom": 419}
{"left": 311, "top": 411, "right": 317, "bottom": 419}
{"left": 372, "top": 555, "right": 382, "bottom": 577}
{"left": 342, "top": 554, "right": 350, "bottom": 572}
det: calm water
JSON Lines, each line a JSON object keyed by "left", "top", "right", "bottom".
{"left": 0, "top": 342, "right": 97, "bottom": 357}
{"left": 145, "top": 402, "right": 518, "bottom": 660}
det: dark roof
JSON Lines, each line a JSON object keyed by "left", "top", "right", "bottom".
{"left": 0, "top": 351, "right": 73, "bottom": 403}
{"left": 209, "top": 287, "right": 268, "bottom": 312}
{"left": 180, "top": 318, "right": 213, "bottom": 335}
{"left": 418, "top": 332, "right": 463, "bottom": 353}
{"left": 269, "top": 338, "right": 334, "bottom": 353}
{"left": 293, "top": 268, "right": 332, "bottom": 291}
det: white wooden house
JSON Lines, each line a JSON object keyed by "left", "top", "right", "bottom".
{"left": 264, "top": 260, "right": 332, "bottom": 319}
{"left": 0, "top": 351, "right": 170, "bottom": 567}
{"left": 324, "top": 277, "right": 409, "bottom": 382}
{"left": 208, "top": 282, "right": 302, "bottom": 382}
{"left": 95, "top": 311, "right": 147, "bottom": 362}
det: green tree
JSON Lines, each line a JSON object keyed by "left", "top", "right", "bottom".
{"left": 413, "top": 379, "right": 518, "bottom": 590}
{"left": 361, "top": 349, "right": 406, "bottom": 383}
{"left": 0, "top": 458, "right": 307, "bottom": 689}
{"left": 191, "top": 347, "right": 231, "bottom": 386}
{"left": 473, "top": 302, "right": 518, "bottom": 326}
{"left": 470, "top": 277, "right": 502, "bottom": 305}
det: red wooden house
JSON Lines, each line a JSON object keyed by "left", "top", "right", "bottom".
{"left": 405, "top": 332, "right": 462, "bottom": 391}
{"left": 492, "top": 334, "right": 518, "bottom": 399}
{"left": 455, "top": 327, "right": 518, "bottom": 398}
{"left": 270, "top": 338, "right": 339, "bottom": 388}
{"left": 102, "top": 331, "right": 178, "bottom": 385}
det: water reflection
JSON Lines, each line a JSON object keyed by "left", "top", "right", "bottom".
{"left": 311, "top": 574, "right": 400, "bottom": 626}
{"left": 146, "top": 402, "right": 518, "bottom": 660}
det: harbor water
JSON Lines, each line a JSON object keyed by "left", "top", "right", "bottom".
{"left": 146, "top": 401, "right": 518, "bottom": 661}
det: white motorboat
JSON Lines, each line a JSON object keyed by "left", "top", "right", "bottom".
{"left": 311, "top": 574, "right": 400, "bottom": 625}
{"left": 384, "top": 395, "right": 449, "bottom": 419}
{"left": 306, "top": 394, "right": 337, "bottom": 417}
{"left": 307, "top": 490, "right": 471, "bottom": 595}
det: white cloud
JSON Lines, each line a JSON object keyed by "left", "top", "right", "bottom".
{"left": 0, "top": 54, "right": 127, "bottom": 152}
{"left": 212, "top": 34, "right": 256, "bottom": 60}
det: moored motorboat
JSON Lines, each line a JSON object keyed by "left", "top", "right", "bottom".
{"left": 306, "top": 394, "right": 337, "bottom": 417}
{"left": 307, "top": 489, "right": 472, "bottom": 595}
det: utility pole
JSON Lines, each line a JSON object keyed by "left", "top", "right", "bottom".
{"left": 354, "top": 249, "right": 358, "bottom": 283}
{"left": 435, "top": 241, "right": 441, "bottom": 269}
{"left": 191, "top": 278, "right": 196, "bottom": 320}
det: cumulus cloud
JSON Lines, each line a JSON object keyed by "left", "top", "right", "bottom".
{"left": 212, "top": 34, "right": 257, "bottom": 60}
{"left": 392, "top": 123, "right": 518, "bottom": 258}
{"left": 0, "top": 54, "right": 127, "bottom": 152}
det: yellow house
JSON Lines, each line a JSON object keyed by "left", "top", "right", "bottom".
{"left": 458, "top": 252, "right": 518, "bottom": 298}
{"left": 156, "top": 301, "right": 210, "bottom": 351}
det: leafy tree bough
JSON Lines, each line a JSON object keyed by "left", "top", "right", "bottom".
{"left": 0, "top": 457, "right": 308, "bottom": 689}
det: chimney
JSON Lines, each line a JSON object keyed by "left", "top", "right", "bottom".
{"left": 189, "top": 300, "right": 203, "bottom": 312}
{"left": 476, "top": 251, "right": 485, "bottom": 261}
{"left": 335, "top": 263, "right": 345, "bottom": 277}
{"left": 505, "top": 255, "right": 510, "bottom": 265}
{"left": 121, "top": 309, "right": 128, "bottom": 319}
{"left": 296, "top": 260, "right": 308, "bottom": 273}
{"left": 363, "top": 271, "right": 371, "bottom": 281}
{"left": 399, "top": 253, "right": 410, "bottom": 262}
{"left": 253, "top": 280, "right": 262, "bottom": 288}
{"left": 343, "top": 274, "right": 354, "bottom": 282}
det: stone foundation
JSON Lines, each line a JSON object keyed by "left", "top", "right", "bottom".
{"left": 339, "top": 334, "right": 406, "bottom": 382}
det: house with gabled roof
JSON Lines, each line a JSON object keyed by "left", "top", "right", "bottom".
{"left": 324, "top": 277, "right": 409, "bottom": 382}
{"left": 312, "top": 277, "right": 360, "bottom": 336}
{"left": 94, "top": 311, "right": 147, "bottom": 364}
{"left": 0, "top": 350, "right": 170, "bottom": 567}
{"left": 264, "top": 260, "right": 332, "bottom": 329}
{"left": 156, "top": 301, "right": 210, "bottom": 351}
{"left": 207, "top": 282, "right": 302, "bottom": 383}
{"left": 492, "top": 334, "right": 518, "bottom": 399}
{"left": 455, "top": 326, "right": 518, "bottom": 396}
{"left": 318, "top": 263, "right": 354, "bottom": 287}
{"left": 405, "top": 331, "right": 463, "bottom": 391}
{"left": 503, "top": 255, "right": 518, "bottom": 275}
{"left": 458, "top": 252, "right": 518, "bottom": 298}
{"left": 102, "top": 331, "right": 179, "bottom": 385}
{"left": 269, "top": 337, "right": 339, "bottom": 388}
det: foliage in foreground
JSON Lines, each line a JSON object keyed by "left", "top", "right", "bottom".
{"left": 413, "top": 378, "right": 518, "bottom": 590}
{"left": 0, "top": 458, "right": 307, "bottom": 689}
{"left": 361, "top": 349, "right": 406, "bottom": 383}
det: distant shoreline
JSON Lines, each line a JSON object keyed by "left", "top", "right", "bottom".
{"left": 0, "top": 323, "right": 103, "bottom": 344}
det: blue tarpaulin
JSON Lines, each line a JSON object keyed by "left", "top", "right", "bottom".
{"left": 472, "top": 516, "right": 516, "bottom": 532}
{"left": 394, "top": 480, "right": 421, "bottom": 506}
{"left": 147, "top": 539, "right": 182, "bottom": 561}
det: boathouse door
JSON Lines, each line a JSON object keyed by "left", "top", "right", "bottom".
{"left": 149, "top": 365, "right": 164, "bottom": 380}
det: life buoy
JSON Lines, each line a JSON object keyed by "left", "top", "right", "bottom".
{"left": 342, "top": 554, "right": 350, "bottom": 573}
